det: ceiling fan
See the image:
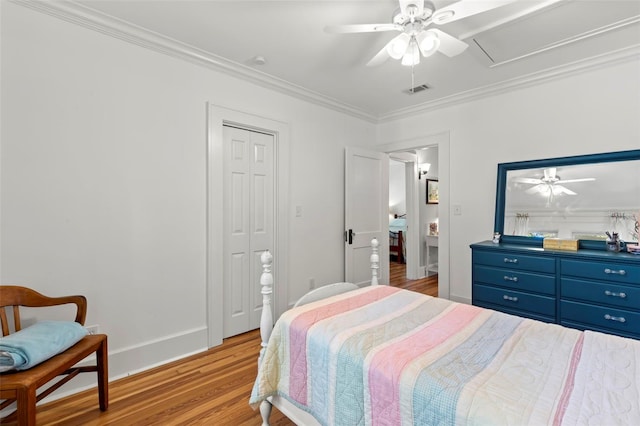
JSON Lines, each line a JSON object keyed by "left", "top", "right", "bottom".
{"left": 325, "top": 0, "right": 519, "bottom": 67}
{"left": 514, "top": 167, "right": 595, "bottom": 202}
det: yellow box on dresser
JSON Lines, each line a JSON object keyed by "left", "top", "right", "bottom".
{"left": 543, "top": 238, "right": 579, "bottom": 251}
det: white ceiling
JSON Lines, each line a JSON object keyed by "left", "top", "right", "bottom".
{"left": 56, "top": 0, "right": 640, "bottom": 121}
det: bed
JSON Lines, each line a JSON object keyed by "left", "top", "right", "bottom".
{"left": 389, "top": 216, "right": 406, "bottom": 264}
{"left": 250, "top": 240, "right": 640, "bottom": 425}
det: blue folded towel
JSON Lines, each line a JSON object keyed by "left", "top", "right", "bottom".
{"left": 0, "top": 321, "right": 88, "bottom": 372}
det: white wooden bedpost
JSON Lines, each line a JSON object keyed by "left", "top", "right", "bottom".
{"left": 258, "top": 250, "right": 274, "bottom": 426}
{"left": 370, "top": 238, "right": 379, "bottom": 286}
{"left": 258, "top": 250, "right": 274, "bottom": 365}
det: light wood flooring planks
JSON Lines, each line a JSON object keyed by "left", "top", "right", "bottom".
{"left": 25, "top": 265, "right": 437, "bottom": 425}
{"left": 389, "top": 261, "right": 438, "bottom": 296}
{"left": 31, "top": 330, "right": 290, "bottom": 426}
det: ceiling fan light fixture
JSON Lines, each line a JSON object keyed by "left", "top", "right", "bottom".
{"left": 416, "top": 30, "right": 440, "bottom": 57}
{"left": 328, "top": 0, "right": 521, "bottom": 67}
{"left": 401, "top": 40, "right": 420, "bottom": 66}
{"left": 387, "top": 33, "right": 411, "bottom": 59}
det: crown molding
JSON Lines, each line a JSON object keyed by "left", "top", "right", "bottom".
{"left": 379, "top": 45, "right": 640, "bottom": 123}
{"left": 11, "top": 0, "right": 640, "bottom": 125}
{"left": 12, "top": 0, "right": 378, "bottom": 123}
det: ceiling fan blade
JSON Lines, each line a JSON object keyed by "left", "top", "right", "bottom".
{"left": 556, "top": 178, "right": 596, "bottom": 184}
{"left": 399, "top": 0, "right": 424, "bottom": 19}
{"left": 431, "top": 0, "right": 517, "bottom": 25}
{"left": 324, "top": 23, "right": 402, "bottom": 34}
{"left": 514, "top": 178, "right": 543, "bottom": 185}
{"left": 366, "top": 43, "right": 392, "bottom": 67}
{"left": 555, "top": 185, "right": 577, "bottom": 195}
{"left": 525, "top": 184, "right": 545, "bottom": 194}
{"left": 429, "top": 29, "right": 468, "bottom": 57}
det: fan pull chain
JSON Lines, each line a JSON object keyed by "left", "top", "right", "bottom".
{"left": 411, "top": 62, "right": 415, "bottom": 93}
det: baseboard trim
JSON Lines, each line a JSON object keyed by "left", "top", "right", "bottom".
{"left": 449, "top": 294, "right": 472, "bottom": 305}
{"left": 42, "top": 326, "right": 209, "bottom": 403}
{"left": 418, "top": 266, "right": 427, "bottom": 277}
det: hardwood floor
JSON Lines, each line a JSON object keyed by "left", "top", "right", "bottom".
{"left": 389, "top": 261, "right": 438, "bottom": 297}
{"left": 30, "top": 330, "right": 291, "bottom": 426}
{"left": 26, "top": 267, "right": 437, "bottom": 425}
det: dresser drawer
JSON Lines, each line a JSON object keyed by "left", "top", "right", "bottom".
{"left": 473, "top": 251, "right": 555, "bottom": 273}
{"left": 474, "top": 265, "right": 555, "bottom": 295}
{"left": 474, "top": 301, "right": 554, "bottom": 323}
{"left": 561, "top": 259, "right": 640, "bottom": 285}
{"left": 561, "top": 300, "right": 640, "bottom": 336}
{"left": 561, "top": 277, "right": 640, "bottom": 310}
{"left": 473, "top": 284, "right": 556, "bottom": 317}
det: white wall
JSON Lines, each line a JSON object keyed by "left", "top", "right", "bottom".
{"left": 418, "top": 147, "right": 438, "bottom": 265}
{"left": 1, "top": 1, "right": 376, "bottom": 394}
{"left": 378, "top": 58, "right": 640, "bottom": 302}
{"left": 389, "top": 159, "right": 406, "bottom": 216}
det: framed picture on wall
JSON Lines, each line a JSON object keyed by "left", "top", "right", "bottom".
{"left": 426, "top": 179, "right": 439, "bottom": 204}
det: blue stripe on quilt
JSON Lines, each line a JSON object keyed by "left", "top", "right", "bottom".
{"left": 329, "top": 297, "right": 453, "bottom": 425}
{"left": 306, "top": 290, "right": 430, "bottom": 424}
{"left": 411, "top": 312, "right": 523, "bottom": 425}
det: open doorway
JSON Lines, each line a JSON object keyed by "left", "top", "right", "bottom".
{"left": 377, "top": 130, "right": 449, "bottom": 300}
{"left": 387, "top": 146, "right": 439, "bottom": 297}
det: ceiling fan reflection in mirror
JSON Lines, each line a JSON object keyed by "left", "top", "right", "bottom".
{"left": 325, "top": 0, "right": 520, "bottom": 67}
{"left": 514, "top": 167, "right": 595, "bottom": 205}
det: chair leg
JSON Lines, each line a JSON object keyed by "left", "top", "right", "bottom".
{"left": 96, "top": 338, "right": 109, "bottom": 411}
{"left": 16, "top": 387, "right": 37, "bottom": 426}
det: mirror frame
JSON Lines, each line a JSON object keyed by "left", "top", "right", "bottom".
{"left": 495, "top": 149, "right": 640, "bottom": 249}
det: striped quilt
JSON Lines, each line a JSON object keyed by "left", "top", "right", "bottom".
{"left": 250, "top": 286, "right": 640, "bottom": 425}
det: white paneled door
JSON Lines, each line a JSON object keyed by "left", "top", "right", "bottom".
{"left": 223, "top": 125, "right": 274, "bottom": 338}
{"left": 345, "top": 147, "right": 389, "bottom": 286}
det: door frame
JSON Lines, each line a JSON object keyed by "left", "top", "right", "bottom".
{"left": 207, "top": 103, "right": 290, "bottom": 347}
{"left": 377, "top": 131, "right": 450, "bottom": 300}
{"left": 389, "top": 152, "right": 419, "bottom": 280}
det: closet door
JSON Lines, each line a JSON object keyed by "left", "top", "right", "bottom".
{"left": 223, "top": 125, "right": 274, "bottom": 338}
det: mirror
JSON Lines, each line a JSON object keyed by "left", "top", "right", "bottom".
{"left": 495, "top": 150, "right": 640, "bottom": 248}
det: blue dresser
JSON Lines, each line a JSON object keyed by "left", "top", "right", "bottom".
{"left": 471, "top": 241, "right": 640, "bottom": 339}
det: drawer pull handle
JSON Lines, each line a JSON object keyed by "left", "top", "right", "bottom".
{"left": 503, "top": 295, "right": 518, "bottom": 302}
{"left": 503, "top": 275, "right": 519, "bottom": 282}
{"left": 503, "top": 258, "right": 518, "bottom": 264}
{"left": 604, "top": 314, "right": 626, "bottom": 323}
{"left": 604, "top": 268, "right": 627, "bottom": 276}
{"left": 604, "top": 290, "right": 627, "bottom": 299}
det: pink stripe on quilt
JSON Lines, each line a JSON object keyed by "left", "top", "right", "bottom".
{"left": 553, "top": 333, "right": 584, "bottom": 426}
{"left": 289, "top": 286, "right": 401, "bottom": 405}
{"left": 368, "top": 303, "right": 482, "bottom": 426}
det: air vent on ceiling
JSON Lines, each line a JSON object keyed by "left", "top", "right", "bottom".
{"left": 404, "top": 84, "right": 430, "bottom": 95}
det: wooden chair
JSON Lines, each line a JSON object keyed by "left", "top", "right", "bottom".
{"left": 0, "top": 286, "right": 108, "bottom": 425}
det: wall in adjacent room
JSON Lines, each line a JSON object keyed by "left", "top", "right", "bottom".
{"left": 389, "top": 159, "right": 406, "bottom": 217}
{"left": 418, "top": 146, "right": 439, "bottom": 268}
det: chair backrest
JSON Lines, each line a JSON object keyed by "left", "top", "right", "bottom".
{"left": 0, "top": 285, "right": 87, "bottom": 336}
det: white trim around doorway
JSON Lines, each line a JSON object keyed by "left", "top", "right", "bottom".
{"left": 207, "top": 103, "right": 290, "bottom": 347}
{"left": 377, "top": 131, "right": 450, "bottom": 300}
